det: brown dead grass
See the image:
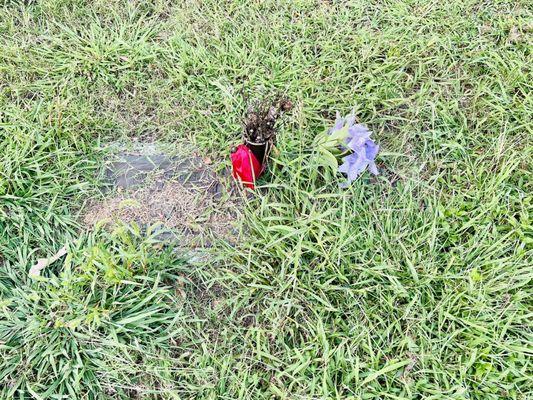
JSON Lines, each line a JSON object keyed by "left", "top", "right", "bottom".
{"left": 83, "top": 178, "right": 237, "bottom": 246}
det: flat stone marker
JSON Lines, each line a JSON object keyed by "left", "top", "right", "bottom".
{"left": 105, "top": 151, "right": 222, "bottom": 196}
{"left": 83, "top": 145, "right": 234, "bottom": 246}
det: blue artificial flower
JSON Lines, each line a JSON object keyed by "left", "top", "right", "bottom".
{"left": 332, "top": 115, "right": 379, "bottom": 185}
{"left": 327, "top": 112, "right": 356, "bottom": 132}
{"left": 339, "top": 152, "right": 366, "bottom": 182}
{"left": 322, "top": 112, "right": 380, "bottom": 186}
{"left": 329, "top": 112, "right": 345, "bottom": 133}
{"left": 346, "top": 124, "right": 371, "bottom": 151}
{"left": 338, "top": 139, "right": 379, "bottom": 184}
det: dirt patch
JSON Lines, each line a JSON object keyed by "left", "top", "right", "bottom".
{"left": 82, "top": 143, "right": 238, "bottom": 246}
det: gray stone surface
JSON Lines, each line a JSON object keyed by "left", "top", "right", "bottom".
{"left": 104, "top": 151, "right": 222, "bottom": 196}
{"left": 88, "top": 146, "right": 232, "bottom": 245}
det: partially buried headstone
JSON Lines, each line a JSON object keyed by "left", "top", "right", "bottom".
{"left": 105, "top": 152, "right": 222, "bottom": 196}
{"left": 83, "top": 145, "right": 234, "bottom": 246}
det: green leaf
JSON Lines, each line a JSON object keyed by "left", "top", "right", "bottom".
{"left": 314, "top": 126, "right": 349, "bottom": 149}
{"left": 317, "top": 147, "right": 339, "bottom": 171}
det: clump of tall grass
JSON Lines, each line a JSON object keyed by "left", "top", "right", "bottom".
{"left": 0, "top": 224, "right": 187, "bottom": 398}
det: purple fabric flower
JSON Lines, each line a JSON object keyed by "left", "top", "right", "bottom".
{"left": 324, "top": 112, "right": 380, "bottom": 185}
{"left": 333, "top": 113, "right": 344, "bottom": 129}
{"left": 329, "top": 114, "right": 378, "bottom": 185}
{"left": 328, "top": 111, "right": 346, "bottom": 134}
{"left": 339, "top": 139, "right": 379, "bottom": 184}
{"left": 346, "top": 124, "right": 371, "bottom": 150}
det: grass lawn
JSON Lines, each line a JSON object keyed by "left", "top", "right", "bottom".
{"left": 1, "top": 0, "right": 531, "bottom": 399}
